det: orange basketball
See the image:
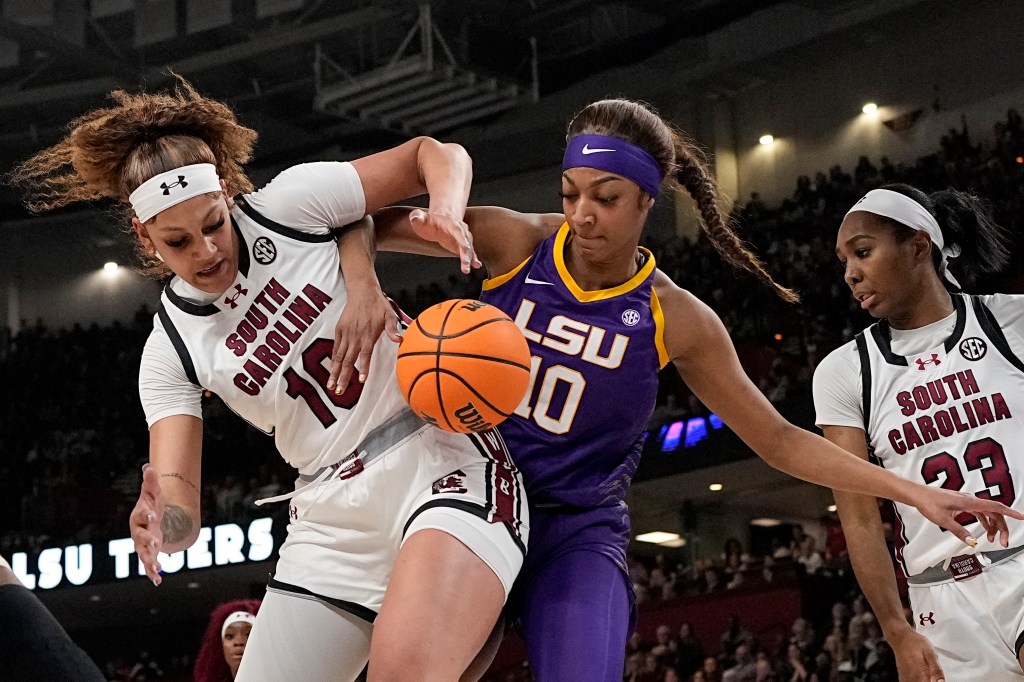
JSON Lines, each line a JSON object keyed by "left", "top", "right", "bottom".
{"left": 397, "top": 299, "right": 531, "bottom": 433}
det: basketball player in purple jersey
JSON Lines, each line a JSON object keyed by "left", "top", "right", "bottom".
{"left": 346, "top": 99, "right": 1021, "bottom": 681}
{"left": 816, "top": 185, "right": 1024, "bottom": 681}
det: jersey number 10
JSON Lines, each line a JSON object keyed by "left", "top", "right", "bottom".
{"left": 283, "top": 338, "right": 363, "bottom": 427}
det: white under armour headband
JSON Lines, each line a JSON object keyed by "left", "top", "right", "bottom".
{"left": 221, "top": 610, "right": 256, "bottom": 638}
{"left": 846, "top": 188, "right": 961, "bottom": 287}
{"left": 129, "top": 163, "right": 222, "bottom": 223}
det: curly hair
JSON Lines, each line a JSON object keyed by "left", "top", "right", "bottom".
{"left": 567, "top": 99, "right": 798, "bottom": 303}
{"left": 10, "top": 73, "right": 258, "bottom": 277}
{"left": 193, "top": 598, "right": 262, "bottom": 682}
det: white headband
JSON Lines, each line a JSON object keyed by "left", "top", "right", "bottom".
{"left": 846, "top": 188, "right": 961, "bottom": 287}
{"left": 221, "top": 611, "right": 256, "bottom": 638}
{"left": 129, "top": 163, "right": 222, "bottom": 223}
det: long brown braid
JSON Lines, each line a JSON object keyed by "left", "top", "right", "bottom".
{"left": 567, "top": 99, "right": 798, "bottom": 302}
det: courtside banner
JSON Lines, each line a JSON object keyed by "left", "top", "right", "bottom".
{"left": 7, "top": 516, "right": 281, "bottom": 590}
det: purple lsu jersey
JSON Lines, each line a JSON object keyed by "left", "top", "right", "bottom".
{"left": 481, "top": 223, "right": 669, "bottom": 507}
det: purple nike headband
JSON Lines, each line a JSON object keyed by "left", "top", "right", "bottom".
{"left": 562, "top": 134, "right": 665, "bottom": 198}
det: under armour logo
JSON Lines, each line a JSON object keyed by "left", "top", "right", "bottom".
{"left": 223, "top": 283, "right": 248, "bottom": 309}
{"left": 288, "top": 505, "right": 298, "bottom": 521}
{"left": 918, "top": 611, "right": 935, "bottom": 626}
{"left": 915, "top": 354, "right": 941, "bottom": 370}
{"left": 160, "top": 176, "right": 188, "bottom": 195}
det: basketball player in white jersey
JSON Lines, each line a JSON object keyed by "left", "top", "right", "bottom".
{"left": 12, "top": 77, "right": 527, "bottom": 682}
{"left": 815, "top": 184, "right": 1024, "bottom": 681}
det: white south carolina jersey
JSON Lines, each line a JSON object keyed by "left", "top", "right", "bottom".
{"left": 140, "top": 163, "right": 408, "bottom": 475}
{"left": 814, "top": 293, "right": 1024, "bottom": 576}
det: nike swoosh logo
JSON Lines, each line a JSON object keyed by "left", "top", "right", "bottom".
{"left": 524, "top": 275, "right": 554, "bottom": 286}
{"left": 581, "top": 144, "right": 615, "bottom": 155}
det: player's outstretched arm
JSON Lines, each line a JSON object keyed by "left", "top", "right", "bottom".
{"left": 351, "top": 137, "right": 478, "bottom": 273}
{"left": 130, "top": 414, "right": 203, "bottom": 586}
{"left": 658, "top": 279, "right": 1024, "bottom": 543}
{"left": 825, "top": 426, "right": 946, "bottom": 682}
{"left": 372, "top": 205, "right": 562, "bottom": 277}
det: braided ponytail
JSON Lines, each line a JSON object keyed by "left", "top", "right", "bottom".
{"left": 567, "top": 99, "right": 797, "bottom": 302}
{"left": 668, "top": 130, "right": 798, "bottom": 303}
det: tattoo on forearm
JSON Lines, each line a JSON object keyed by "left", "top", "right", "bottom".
{"left": 161, "top": 505, "right": 195, "bottom": 545}
{"left": 159, "top": 472, "right": 199, "bottom": 494}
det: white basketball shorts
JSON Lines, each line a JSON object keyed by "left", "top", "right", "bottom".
{"left": 268, "top": 424, "right": 529, "bottom": 621}
{"left": 908, "top": 549, "right": 1024, "bottom": 679}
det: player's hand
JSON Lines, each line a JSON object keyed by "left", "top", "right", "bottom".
{"left": 409, "top": 208, "right": 481, "bottom": 274}
{"left": 327, "top": 285, "right": 401, "bottom": 396}
{"left": 888, "top": 628, "right": 945, "bottom": 682}
{"left": 911, "top": 484, "right": 1024, "bottom": 547}
{"left": 130, "top": 464, "right": 165, "bottom": 586}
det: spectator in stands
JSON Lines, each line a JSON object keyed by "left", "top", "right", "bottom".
{"left": 675, "top": 621, "right": 705, "bottom": 678}
{"left": 725, "top": 644, "right": 757, "bottom": 681}
{"left": 650, "top": 624, "right": 675, "bottom": 665}
{"left": 701, "top": 655, "right": 723, "bottom": 682}
{"left": 795, "top": 536, "right": 824, "bottom": 575}
{"left": 776, "top": 643, "right": 809, "bottom": 682}
{"left": 754, "top": 652, "right": 777, "bottom": 682}
{"left": 722, "top": 538, "right": 749, "bottom": 575}
{"left": 194, "top": 599, "right": 261, "bottom": 682}
{"left": 822, "top": 624, "right": 848, "bottom": 669}
{"left": 808, "top": 651, "right": 833, "bottom": 682}
{"left": 789, "top": 618, "right": 815, "bottom": 655}
{"left": 720, "top": 615, "right": 753, "bottom": 659}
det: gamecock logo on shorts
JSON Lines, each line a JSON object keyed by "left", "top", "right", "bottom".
{"left": 433, "top": 469, "right": 468, "bottom": 495}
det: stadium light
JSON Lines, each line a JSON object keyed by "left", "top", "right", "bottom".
{"left": 709, "top": 483, "right": 724, "bottom": 492}
{"left": 751, "top": 518, "right": 781, "bottom": 527}
{"left": 636, "top": 531, "right": 681, "bottom": 544}
{"left": 827, "top": 504, "right": 838, "bottom": 512}
{"left": 759, "top": 134, "right": 775, "bottom": 146}
{"left": 862, "top": 102, "right": 878, "bottom": 115}
{"left": 103, "top": 261, "right": 119, "bottom": 273}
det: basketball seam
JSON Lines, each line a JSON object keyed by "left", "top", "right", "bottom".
{"left": 413, "top": 316, "right": 518, "bottom": 340}
{"left": 436, "top": 301, "right": 460, "bottom": 431}
{"left": 405, "top": 368, "right": 516, "bottom": 419}
{"left": 395, "top": 350, "right": 530, "bottom": 372}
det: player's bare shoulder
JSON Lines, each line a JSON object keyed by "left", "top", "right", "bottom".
{"left": 466, "top": 207, "right": 562, "bottom": 277}
{"left": 652, "top": 269, "right": 714, "bottom": 362}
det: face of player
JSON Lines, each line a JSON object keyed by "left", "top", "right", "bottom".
{"left": 221, "top": 622, "right": 252, "bottom": 677}
{"left": 133, "top": 185, "right": 238, "bottom": 294}
{"left": 560, "top": 167, "right": 654, "bottom": 266}
{"left": 835, "top": 211, "right": 932, "bottom": 320}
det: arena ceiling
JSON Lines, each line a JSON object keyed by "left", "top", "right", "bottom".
{"left": 0, "top": 1, "right": 782, "bottom": 205}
